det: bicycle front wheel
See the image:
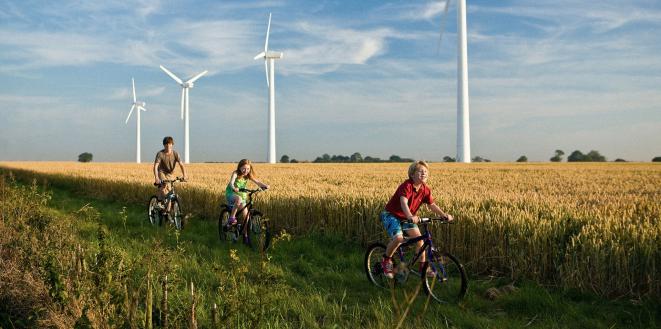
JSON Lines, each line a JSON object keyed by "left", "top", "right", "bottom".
{"left": 148, "top": 196, "right": 162, "bottom": 226}
{"left": 247, "top": 212, "right": 271, "bottom": 252}
{"left": 422, "top": 251, "right": 467, "bottom": 304}
{"left": 218, "top": 206, "right": 236, "bottom": 242}
{"left": 170, "top": 200, "right": 183, "bottom": 230}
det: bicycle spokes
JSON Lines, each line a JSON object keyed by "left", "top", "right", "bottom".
{"left": 423, "top": 252, "right": 467, "bottom": 303}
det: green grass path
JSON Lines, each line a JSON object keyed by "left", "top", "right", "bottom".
{"left": 38, "top": 184, "right": 660, "bottom": 328}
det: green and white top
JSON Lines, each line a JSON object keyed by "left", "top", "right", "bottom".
{"left": 226, "top": 176, "right": 248, "bottom": 201}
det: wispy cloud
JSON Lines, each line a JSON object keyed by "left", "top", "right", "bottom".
{"left": 109, "top": 85, "right": 165, "bottom": 101}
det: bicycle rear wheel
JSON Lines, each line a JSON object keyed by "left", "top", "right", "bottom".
{"left": 422, "top": 250, "right": 467, "bottom": 303}
{"left": 365, "top": 243, "right": 420, "bottom": 291}
{"left": 247, "top": 212, "right": 271, "bottom": 252}
{"left": 365, "top": 243, "right": 391, "bottom": 289}
{"left": 148, "top": 196, "right": 162, "bottom": 226}
{"left": 170, "top": 200, "right": 183, "bottom": 230}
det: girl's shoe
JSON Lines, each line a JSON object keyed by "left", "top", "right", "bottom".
{"left": 226, "top": 217, "right": 237, "bottom": 227}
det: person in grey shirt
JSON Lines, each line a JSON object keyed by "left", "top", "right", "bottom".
{"left": 153, "top": 136, "right": 188, "bottom": 206}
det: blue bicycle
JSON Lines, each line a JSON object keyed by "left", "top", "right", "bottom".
{"left": 364, "top": 217, "right": 467, "bottom": 304}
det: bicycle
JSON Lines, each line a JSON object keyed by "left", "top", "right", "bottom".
{"left": 148, "top": 177, "right": 186, "bottom": 230}
{"left": 218, "top": 187, "right": 271, "bottom": 252}
{"left": 364, "top": 217, "right": 467, "bottom": 304}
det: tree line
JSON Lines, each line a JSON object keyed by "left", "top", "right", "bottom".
{"left": 77, "top": 151, "right": 661, "bottom": 163}
{"left": 280, "top": 153, "right": 415, "bottom": 163}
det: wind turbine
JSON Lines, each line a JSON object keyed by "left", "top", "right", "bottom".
{"left": 438, "top": 0, "right": 471, "bottom": 163}
{"left": 254, "top": 13, "right": 283, "bottom": 164}
{"left": 125, "top": 78, "right": 147, "bottom": 163}
{"left": 159, "top": 65, "right": 208, "bottom": 164}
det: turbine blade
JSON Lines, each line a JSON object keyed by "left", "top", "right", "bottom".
{"left": 138, "top": 106, "right": 147, "bottom": 112}
{"left": 131, "top": 78, "right": 137, "bottom": 103}
{"left": 264, "top": 60, "right": 269, "bottom": 87}
{"left": 160, "top": 65, "right": 183, "bottom": 84}
{"left": 125, "top": 105, "right": 135, "bottom": 124}
{"left": 253, "top": 51, "right": 265, "bottom": 60}
{"left": 436, "top": 0, "right": 451, "bottom": 55}
{"left": 180, "top": 88, "right": 185, "bottom": 120}
{"left": 186, "top": 70, "right": 208, "bottom": 83}
{"left": 265, "top": 12, "right": 271, "bottom": 52}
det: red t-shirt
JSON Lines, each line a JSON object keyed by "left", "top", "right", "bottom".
{"left": 384, "top": 179, "right": 434, "bottom": 220}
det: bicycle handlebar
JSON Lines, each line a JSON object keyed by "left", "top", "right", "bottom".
{"left": 238, "top": 187, "right": 267, "bottom": 194}
{"left": 411, "top": 217, "right": 454, "bottom": 224}
{"left": 154, "top": 177, "right": 186, "bottom": 186}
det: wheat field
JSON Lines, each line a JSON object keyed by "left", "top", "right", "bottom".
{"left": 1, "top": 161, "right": 659, "bottom": 298}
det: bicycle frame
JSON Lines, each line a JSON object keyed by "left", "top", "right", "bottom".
{"left": 227, "top": 188, "right": 260, "bottom": 219}
{"left": 158, "top": 178, "right": 183, "bottom": 208}
{"left": 395, "top": 219, "right": 451, "bottom": 277}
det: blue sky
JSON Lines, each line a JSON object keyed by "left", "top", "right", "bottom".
{"left": 1, "top": 0, "right": 660, "bottom": 162}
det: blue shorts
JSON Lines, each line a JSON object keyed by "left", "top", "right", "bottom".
{"left": 380, "top": 211, "right": 418, "bottom": 238}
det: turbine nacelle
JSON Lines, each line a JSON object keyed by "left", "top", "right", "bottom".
{"left": 133, "top": 101, "right": 146, "bottom": 108}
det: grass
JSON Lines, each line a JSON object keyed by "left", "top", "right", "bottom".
{"left": 1, "top": 175, "right": 659, "bottom": 328}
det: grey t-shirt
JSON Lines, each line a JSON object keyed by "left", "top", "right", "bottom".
{"left": 155, "top": 150, "right": 180, "bottom": 174}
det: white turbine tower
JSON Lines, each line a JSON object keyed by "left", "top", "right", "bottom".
{"left": 125, "top": 78, "right": 147, "bottom": 163}
{"left": 254, "top": 13, "right": 283, "bottom": 164}
{"left": 439, "top": 0, "right": 471, "bottom": 163}
{"left": 159, "top": 65, "right": 208, "bottom": 164}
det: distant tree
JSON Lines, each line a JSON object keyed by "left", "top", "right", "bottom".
{"left": 350, "top": 152, "right": 363, "bottom": 162}
{"left": 568, "top": 150, "right": 606, "bottom": 162}
{"left": 442, "top": 156, "right": 456, "bottom": 163}
{"left": 567, "top": 150, "right": 585, "bottom": 162}
{"left": 280, "top": 155, "right": 290, "bottom": 163}
{"left": 472, "top": 156, "right": 490, "bottom": 163}
{"left": 331, "top": 154, "right": 350, "bottom": 162}
{"left": 550, "top": 149, "right": 565, "bottom": 162}
{"left": 614, "top": 158, "right": 627, "bottom": 162}
{"left": 653, "top": 156, "right": 661, "bottom": 162}
{"left": 586, "top": 150, "right": 606, "bottom": 162}
{"left": 78, "top": 152, "right": 93, "bottom": 163}
{"left": 389, "top": 155, "right": 402, "bottom": 162}
{"left": 290, "top": 159, "right": 299, "bottom": 163}
{"left": 322, "top": 154, "right": 331, "bottom": 162}
{"left": 516, "top": 155, "right": 528, "bottom": 162}
{"left": 364, "top": 156, "right": 381, "bottom": 162}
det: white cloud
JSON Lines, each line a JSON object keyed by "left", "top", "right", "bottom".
{"left": 282, "top": 22, "right": 415, "bottom": 75}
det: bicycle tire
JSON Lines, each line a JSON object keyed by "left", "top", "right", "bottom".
{"left": 365, "top": 243, "right": 391, "bottom": 289}
{"left": 218, "top": 206, "right": 234, "bottom": 242}
{"left": 171, "top": 199, "right": 183, "bottom": 230}
{"left": 422, "top": 250, "right": 467, "bottom": 304}
{"left": 247, "top": 211, "right": 271, "bottom": 252}
{"left": 148, "top": 196, "right": 162, "bottom": 226}
{"left": 365, "top": 242, "right": 420, "bottom": 290}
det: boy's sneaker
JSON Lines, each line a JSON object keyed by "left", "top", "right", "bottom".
{"left": 381, "top": 257, "right": 394, "bottom": 279}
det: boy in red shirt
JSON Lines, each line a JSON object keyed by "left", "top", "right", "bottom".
{"left": 380, "top": 161, "right": 453, "bottom": 278}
